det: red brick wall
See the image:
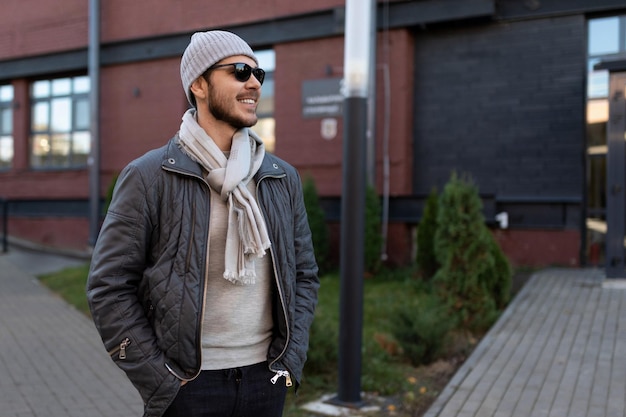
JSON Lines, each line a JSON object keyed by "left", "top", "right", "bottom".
{"left": 99, "top": 58, "right": 186, "bottom": 185}
{"left": 0, "top": 0, "right": 348, "bottom": 60}
{"left": 0, "top": 0, "right": 88, "bottom": 59}
{"left": 274, "top": 29, "right": 415, "bottom": 197}
{"left": 493, "top": 229, "right": 581, "bottom": 267}
{"left": 371, "top": 30, "right": 415, "bottom": 196}
{"left": 336, "top": 226, "right": 582, "bottom": 270}
{"left": 9, "top": 218, "right": 90, "bottom": 250}
{"left": 273, "top": 36, "right": 345, "bottom": 195}
{"left": 100, "top": 0, "right": 344, "bottom": 43}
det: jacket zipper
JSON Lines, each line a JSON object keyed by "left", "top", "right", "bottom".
{"left": 108, "top": 337, "right": 131, "bottom": 359}
{"left": 256, "top": 173, "right": 292, "bottom": 387}
{"left": 195, "top": 196, "right": 211, "bottom": 380}
{"left": 163, "top": 160, "right": 211, "bottom": 383}
{"left": 185, "top": 203, "right": 196, "bottom": 272}
{"left": 271, "top": 370, "right": 293, "bottom": 386}
{"left": 187, "top": 184, "right": 211, "bottom": 383}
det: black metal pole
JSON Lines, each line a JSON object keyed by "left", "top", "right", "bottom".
{"left": 1, "top": 198, "right": 7, "bottom": 253}
{"left": 88, "top": 0, "right": 101, "bottom": 247}
{"left": 336, "top": 95, "right": 368, "bottom": 406}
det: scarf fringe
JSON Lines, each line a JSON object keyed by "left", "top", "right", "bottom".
{"left": 223, "top": 269, "right": 257, "bottom": 285}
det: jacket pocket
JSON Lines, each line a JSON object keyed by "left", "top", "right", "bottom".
{"left": 108, "top": 337, "right": 132, "bottom": 360}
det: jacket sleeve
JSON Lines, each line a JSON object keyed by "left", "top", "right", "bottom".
{"left": 86, "top": 162, "right": 179, "bottom": 412}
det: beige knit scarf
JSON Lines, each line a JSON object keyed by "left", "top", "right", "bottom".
{"left": 178, "top": 109, "right": 271, "bottom": 285}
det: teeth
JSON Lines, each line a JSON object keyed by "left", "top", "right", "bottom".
{"left": 239, "top": 99, "right": 255, "bottom": 104}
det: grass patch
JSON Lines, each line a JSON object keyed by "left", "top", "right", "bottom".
{"left": 38, "top": 263, "right": 91, "bottom": 316}
{"left": 37, "top": 264, "right": 527, "bottom": 417}
{"left": 284, "top": 268, "right": 475, "bottom": 417}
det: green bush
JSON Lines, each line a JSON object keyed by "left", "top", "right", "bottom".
{"left": 391, "top": 293, "right": 456, "bottom": 366}
{"left": 485, "top": 235, "right": 513, "bottom": 309}
{"left": 103, "top": 173, "right": 119, "bottom": 215}
{"left": 416, "top": 188, "right": 440, "bottom": 280}
{"left": 364, "top": 184, "right": 382, "bottom": 274}
{"left": 304, "top": 275, "right": 339, "bottom": 376}
{"left": 433, "top": 172, "right": 512, "bottom": 332}
{"left": 305, "top": 306, "right": 339, "bottom": 377}
{"left": 302, "top": 176, "right": 331, "bottom": 275}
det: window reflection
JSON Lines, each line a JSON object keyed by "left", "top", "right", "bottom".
{"left": 254, "top": 118, "right": 276, "bottom": 153}
{"left": 51, "top": 98, "right": 72, "bottom": 132}
{"left": 30, "top": 75, "right": 90, "bottom": 169}
{"left": 0, "top": 85, "right": 13, "bottom": 101}
{"left": 73, "top": 76, "right": 90, "bottom": 94}
{"left": 1, "top": 108, "right": 12, "bottom": 134}
{"left": 75, "top": 98, "right": 89, "bottom": 130}
{"left": 250, "top": 49, "right": 275, "bottom": 152}
{"left": 0, "top": 84, "right": 13, "bottom": 170}
{"left": 585, "top": 15, "right": 626, "bottom": 266}
{"left": 32, "top": 80, "right": 50, "bottom": 98}
{"left": 51, "top": 78, "right": 72, "bottom": 96}
{"left": 32, "top": 102, "right": 49, "bottom": 130}
{"left": 589, "top": 17, "right": 619, "bottom": 55}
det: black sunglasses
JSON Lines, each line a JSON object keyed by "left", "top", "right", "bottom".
{"left": 207, "top": 63, "right": 265, "bottom": 85}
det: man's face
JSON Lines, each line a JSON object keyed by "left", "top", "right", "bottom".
{"left": 203, "top": 55, "right": 262, "bottom": 130}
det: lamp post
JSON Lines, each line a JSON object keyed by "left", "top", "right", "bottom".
{"left": 335, "top": 0, "right": 372, "bottom": 407}
{"left": 88, "top": 0, "right": 101, "bottom": 247}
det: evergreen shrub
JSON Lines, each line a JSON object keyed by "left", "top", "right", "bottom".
{"left": 302, "top": 176, "right": 331, "bottom": 275}
{"left": 364, "top": 184, "right": 382, "bottom": 274}
{"left": 416, "top": 188, "right": 440, "bottom": 280}
{"left": 303, "top": 275, "right": 339, "bottom": 376}
{"left": 433, "top": 172, "right": 512, "bottom": 332}
{"left": 103, "top": 173, "right": 119, "bottom": 215}
{"left": 391, "top": 292, "right": 456, "bottom": 366}
{"left": 305, "top": 306, "right": 339, "bottom": 375}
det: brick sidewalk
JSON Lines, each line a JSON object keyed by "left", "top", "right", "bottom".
{"left": 2, "top": 248, "right": 624, "bottom": 417}
{"left": 0, "top": 253, "right": 143, "bottom": 417}
{"left": 424, "top": 268, "right": 626, "bottom": 417}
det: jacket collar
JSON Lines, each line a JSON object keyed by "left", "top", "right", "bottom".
{"left": 162, "top": 135, "right": 204, "bottom": 178}
{"left": 163, "top": 134, "right": 286, "bottom": 180}
{"left": 256, "top": 154, "right": 287, "bottom": 180}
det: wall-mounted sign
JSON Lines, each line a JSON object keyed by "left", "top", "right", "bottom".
{"left": 320, "top": 118, "right": 338, "bottom": 140}
{"left": 301, "top": 78, "right": 343, "bottom": 119}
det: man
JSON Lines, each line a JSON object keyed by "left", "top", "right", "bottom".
{"left": 86, "top": 30, "right": 320, "bottom": 417}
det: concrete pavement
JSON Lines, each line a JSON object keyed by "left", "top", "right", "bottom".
{"left": 0, "top": 247, "right": 143, "bottom": 417}
{"left": 424, "top": 268, "right": 626, "bottom": 417}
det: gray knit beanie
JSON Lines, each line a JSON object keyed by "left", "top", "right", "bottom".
{"left": 180, "top": 30, "right": 258, "bottom": 107}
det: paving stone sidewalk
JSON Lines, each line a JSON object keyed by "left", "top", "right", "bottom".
{"left": 2, "top": 247, "right": 625, "bottom": 417}
{"left": 424, "top": 268, "right": 626, "bottom": 417}
{"left": 0, "top": 250, "right": 143, "bottom": 417}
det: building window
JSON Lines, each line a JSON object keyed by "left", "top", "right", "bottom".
{"left": 30, "top": 75, "right": 90, "bottom": 169}
{"left": 251, "top": 49, "right": 275, "bottom": 152}
{"left": 585, "top": 15, "right": 626, "bottom": 266}
{"left": 0, "top": 84, "right": 14, "bottom": 170}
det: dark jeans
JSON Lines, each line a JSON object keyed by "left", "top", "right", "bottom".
{"left": 163, "top": 362, "right": 288, "bottom": 417}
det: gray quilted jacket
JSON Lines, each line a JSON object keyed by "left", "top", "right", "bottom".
{"left": 86, "top": 135, "right": 319, "bottom": 417}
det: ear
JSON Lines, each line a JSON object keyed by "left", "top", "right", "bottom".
{"left": 189, "top": 76, "right": 208, "bottom": 104}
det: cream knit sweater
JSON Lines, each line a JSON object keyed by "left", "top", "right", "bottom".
{"left": 201, "top": 180, "right": 273, "bottom": 370}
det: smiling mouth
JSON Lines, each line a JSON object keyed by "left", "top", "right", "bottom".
{"left": 238, "top": 98, "right": 256, "bottom": 105}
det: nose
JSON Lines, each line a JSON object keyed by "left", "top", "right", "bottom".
{"left": 245, "top": 72, "right": 262, "bottom": 89}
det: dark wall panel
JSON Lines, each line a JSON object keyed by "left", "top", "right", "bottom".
{"left": 412, "top": 15, "right": 586, "bottom": 201}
